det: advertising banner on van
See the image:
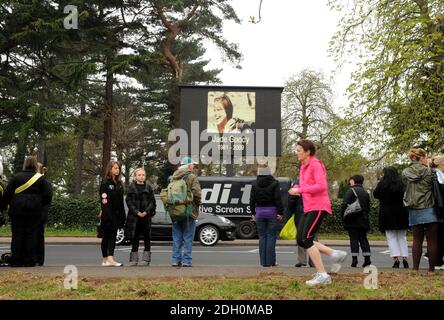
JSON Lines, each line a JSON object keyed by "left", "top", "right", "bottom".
{"left": 177, "top": 85, "right": 283, "bottom": 159}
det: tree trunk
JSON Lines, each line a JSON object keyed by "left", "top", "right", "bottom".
{"left": 36, "top": 138, "right": 46, "bottom": 164}
{"left": 74, "top": 105, "right": 86, "bottom": 197}
{"left": 101, "top": 57, "right": 114, "bottom": 178}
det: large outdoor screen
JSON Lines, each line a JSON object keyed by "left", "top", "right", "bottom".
{"left": 178, "top": 85, "right": 283, "bottom": 161}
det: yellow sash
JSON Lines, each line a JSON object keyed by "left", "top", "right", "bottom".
{"left": 15, "top": 173, "right": 43, "bottom": 194}
{"left": 0, "top": 184, "right": 3, "bottom": 196}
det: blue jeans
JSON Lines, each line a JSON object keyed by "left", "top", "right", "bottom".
{"left": 256, "top": 218, "right": 278, "bottom": 266}
{"left": 172, "top": 219, "right": 196, "bottom": 265}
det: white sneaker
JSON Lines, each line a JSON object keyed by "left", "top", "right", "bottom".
{"left": 330, "top": 250, "right": 347, "bottom": 263}
{"left": 102, "top": 261, "right": 123, "bottom": 267}
{"left": 305, "top": 273, "right": 332, "bottom": 286}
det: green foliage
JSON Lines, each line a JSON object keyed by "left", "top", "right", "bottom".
{"left": 329, "top": 0, "right": 444, "bottom": 156}
{"left": 319, "top": 199, "right": 380, "bottom": 234}
{"left": 47, "top": 196, "right": 100, "bottom": 229}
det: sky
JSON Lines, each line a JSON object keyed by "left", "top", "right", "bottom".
{"left": 203, "top": 0, "right": 356, "bottom": 112}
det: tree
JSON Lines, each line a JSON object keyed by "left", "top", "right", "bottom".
{"left": 328, "top": 0, "right": 444, "bottom": 156}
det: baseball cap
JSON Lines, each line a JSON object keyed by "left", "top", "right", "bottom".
{"left": 180, "top": 156, "right": 198, "bottom": 165}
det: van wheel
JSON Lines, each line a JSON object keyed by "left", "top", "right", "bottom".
{"left": 236, "top": 221, "right": 256, "bottom": 239}
{"left": 115, "top": 228, "right": 125, "bottom": 245}
{"left": 198, "top": 225, "right": 220, "bottom": 246}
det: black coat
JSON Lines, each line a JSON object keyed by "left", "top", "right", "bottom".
{"left": 100, "top": 178, "right": 126, "bottom": 230}
{"left": 125, "top": 182, "right": 156, "bottom": 240}
{"left": 250, "top": 175, "right": 284, "bottom": 215}
{"left": 2, "top": 170, "right": 52, "bottom": 217}
{"left": 341, "top": 184, "right": 370, "bottom": 230}
{"left": 373, "top": 181, "right": 409, "bottom": 232}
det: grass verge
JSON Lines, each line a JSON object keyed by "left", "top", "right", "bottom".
{"left": 0, "top": 271, "right": 442, "bottom": 299}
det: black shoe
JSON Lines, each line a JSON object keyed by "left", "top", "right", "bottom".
{"left": 171, "top": 263, "right": 182, "bottom": 267}
{"left": 351, "top": 257, "right": 358, "bottom": 268}
{"left": 182, "top": 264, "right": 192, "bottom": 267}
{"left": 392, "top": 260, "right": 400, "bottom": 268}
{"left": 362, "top": 256, "right": 371, "bottom": 268}
{"left": 402, "top": 260, "right": 409, "bottom": 269}
{"left": 294, "top": 262, "right": 306, "bottom": 267}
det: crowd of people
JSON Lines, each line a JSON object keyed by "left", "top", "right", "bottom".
{"left": 0, "top": 142, "right": 443, "bottom": 288}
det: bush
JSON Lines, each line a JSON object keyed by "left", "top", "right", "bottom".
{"left": 319, "top": 199, "right": 380, "bottom": 234}
{"left": 47, "top": 197, "right": 100, "bottom": 229}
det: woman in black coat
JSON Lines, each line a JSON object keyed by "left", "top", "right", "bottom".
{"left": 125, "top": 168, "right": 156, "bottom": 266}
{"left": 373, "top": 166, "right": 409, "bottom": 268}
{"left": 2, "top": 156, "right": 52, "bottom": 267}
{"left": 341, "top": 174, "right": 371, "bottom": 268}
{"left": 99, "top": 160, "right": 126, "bottom": 267}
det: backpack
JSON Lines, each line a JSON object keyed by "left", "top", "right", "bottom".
{"left": 160, "top": 173, "right": 193, "bottom": 222}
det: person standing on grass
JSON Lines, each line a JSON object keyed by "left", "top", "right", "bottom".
{"left": 374, "top": 166, "right": 409, "bottom": 268}
{"left": 125, "top": 168, "right": 156, "bottom": 266}
{"left": 431, "top": 155, "right": 444, "bottom": 269}
{"left": 99, "top": 160, "right": 126, "bottom": 267}
{"left": 288, "top": 139, "right": 347, "bottom": 286}
{"left": 402, "top": 148, "right": 439, "bottom": 272}
{"left": 0, "top": 156, "right": 6, "bottom": 227}
{"left": 250, "top": 160, "right": 284, "bottom": 267}
{"left": 341, "top": 174, "right": 372, "bottom": 268}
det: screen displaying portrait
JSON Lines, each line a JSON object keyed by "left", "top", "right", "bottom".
{"left": 207, "top": 91, "right": 256, "bottom": 134}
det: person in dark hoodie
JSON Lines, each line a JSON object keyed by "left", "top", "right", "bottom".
{"left": 373, "top": 166, "right": 409, "bottom": 268}
{"left": 341, "top": 174, "right": 371, "bottom": 268}
{"left": 402, "top": 148, "right": 439, "bottom": 272}
{"left": 99, "top": 160, "right": 126, "bottom": 267}
{"left": 125, "top": 168, "right": 156, "bottom": 266}
{"left": 250, "top": 160, "right": 283, "bottom": 267}
{"left": 2, "top": 156, "right": 52, "bottom": 267}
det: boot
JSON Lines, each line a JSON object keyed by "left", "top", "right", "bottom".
{"left": 129, "top": 251, "right": 139, "bottom": 266}
{"left": 141, "top": 251, "right": 151, "bottom": 266}
{"left": 351, "top": 256, "right": 358, "bottom": 267}
{"left": 362, "top": 256, "right": 371, "bottom": 268}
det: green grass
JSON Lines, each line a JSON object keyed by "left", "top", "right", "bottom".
{"left": 0, "top": 226, "right": 96, "bottom": 237}
{"left": 0, "top": 271, "right": 443, "bottom": 299}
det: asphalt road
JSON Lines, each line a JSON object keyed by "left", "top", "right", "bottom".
{"left": 0, "top": 243, "right": 431, "bottom": 269}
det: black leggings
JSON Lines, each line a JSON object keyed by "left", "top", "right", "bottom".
{"left": 101, "top": 228, "right": 117, "bottom": 258}
{"left": 297, "top": 211, "right": 327, "bottom": 249}
{"left": 412, "top": 223, "right": 439, "bottom": 271}
{"left": 131, "top": 218, "right": 152, "bottom": 252}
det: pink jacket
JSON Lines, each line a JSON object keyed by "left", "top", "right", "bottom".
{"left": 297, "top": 156, "right": 332, "bottom": 214}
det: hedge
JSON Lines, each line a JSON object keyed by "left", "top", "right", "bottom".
{"left": 319, "top": 199, "right": 380, "bottom": 233}
{"left": 47, "top": 197, "right": 100, "bottom": 229}
{"left": 46, "top": 197, "right": 381, "bottom": 233}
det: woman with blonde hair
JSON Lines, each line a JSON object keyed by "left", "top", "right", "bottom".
{"left": 99, "top": 160, "right": 126, "bottom": 266}
{"left": 125, "top": 168, "right": 156, "bottom": 266}
{"left": 402, "top": 148, "right": 439, "bottom": 272}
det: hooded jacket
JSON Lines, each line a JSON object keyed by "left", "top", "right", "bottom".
{"left": 171, "top": 165, "right": 202, "bottom": 220}
{"left": 297, "top": 156, "right": 332, "bottom": 214}
{"left": 402, "top": 161, "right": 434, "bottom": 209}
{"left": 250, "top": 175, "right": 284, "bottom": 217}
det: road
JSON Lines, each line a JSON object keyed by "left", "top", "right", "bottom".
{"left": 0, "top": 243, "right": 431, "bottom": 269}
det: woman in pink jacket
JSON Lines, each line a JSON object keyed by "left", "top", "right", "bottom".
{"left": 289, "top": 139, "right": 347, "bottom": 286}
